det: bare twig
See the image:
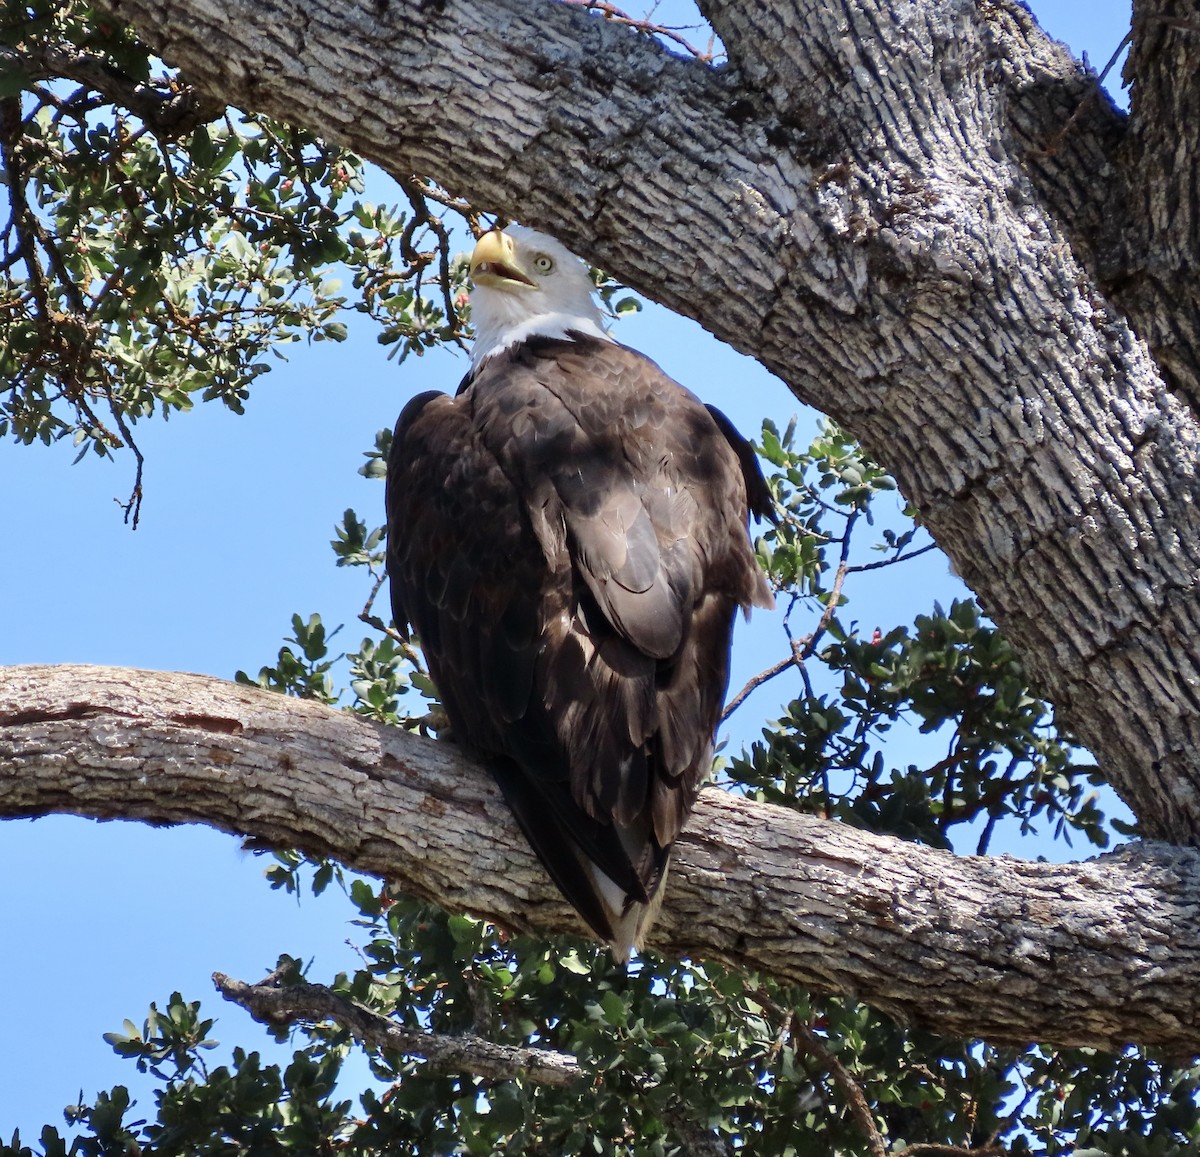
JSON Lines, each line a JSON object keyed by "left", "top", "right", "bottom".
{"left": 720, "top": 653, "right": 797, "bottom": 722}
{"left": 563, "top": 0, "right": 718, "bottom": 63}
{"left": 358, "top": 610, "right": 408, "bottom": 646}
{"left": 109, "top": 400, "right": 145, "bottom": 528}
{"left": 722, "top": 535, "right": 853, "bottom": 723}
{"left": 846, "top": 542, "right": 939, "bottom": 573}
{"left": 1034, "top": 30, "right": 1132, "bottom": 157}
{"left": 359, "top": 569, "right": 388, "bottom": 621}
{"left": 720, "top": 552, "right": 854, "bottom": 724}
{"left": 896, "top": 1144, "right": 1006, "bottom": 1157}
{"left": 213, "top": 970, "right": 583, "bottom": 1088}
{"left": 402, "top": 174, "right": 486, "bottom": 236}
{"left": 397, "top": 175, "right": 468, "bottom": 348}
{"left": 791, "top": 556, "right": 851, "bottom": 658}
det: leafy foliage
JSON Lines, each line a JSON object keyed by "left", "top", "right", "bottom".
{"left": 9, "top": 422, "right": 1197, "bottom": 1157}
{"left": 4, "top": 4, "right": 1197, "bottom": 1156}
{"left": 726, "top": 417, "right": 1108, "bottom": 854}
{"left": 9, "top": 898, "right": 1200, "bottom": 1154}
{"left": 0, "top": 0, "right": 471, "bottom": 521}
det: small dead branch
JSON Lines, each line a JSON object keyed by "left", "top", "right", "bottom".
{"left": 563, "top": 1, "right": 719, "bottom": 63}
{"left": 213, "top": 969, "right": 583, "bottom": 1088}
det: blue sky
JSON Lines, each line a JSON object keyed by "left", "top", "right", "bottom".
{"left": 0, "top": 1, "right": 1132, "bottom": 1142}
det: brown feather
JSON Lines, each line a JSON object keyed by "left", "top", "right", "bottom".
{"left": 386, "top": 335, "right": 773, "bottom": 958}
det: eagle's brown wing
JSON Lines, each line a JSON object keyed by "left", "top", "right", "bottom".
{"left": 386, "top": 336, "right": 772, "bottom": 954}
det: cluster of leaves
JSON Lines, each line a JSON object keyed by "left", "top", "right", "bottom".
{"left": 4, "top": 990, "right": 354, "bottom": 1155}
{"left": 234, "top": 608, "right": 428, "bottom": 725}
{"left": 2, "top": 1, "right": 348, "bottom": 442}
{"left": 730, "top": 598, "right": 1110, "bottom": 853}
{"left": 233, "top": 498, "right": 439, "bottom": 728}
{"left": 10, "top": 891, "right": 1200, "bottom": 1155}
{"left": 11, "top": 419, "right": 1199, "bottom": 1157}
{"left": 728, "top": 416, "right": 1112, "bottom": 856}
{"left": 0, "top": 0, "right": 473, "bottom": 521}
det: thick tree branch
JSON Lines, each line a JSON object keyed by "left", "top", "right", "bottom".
{"left": 212, "top": 970, "right": 582, "bottom": 1088}
{"left": 1119, "top": 0, "right": 1200, "bottom": 413}
{"left": 2, "top": 664, "right": 1199, "bottom": 1056}
{"left": 97, "top": 0, "right": 1200, "bottom": 848}
{"left": 973, "top": 4, "right": 1130, "bottom": 285}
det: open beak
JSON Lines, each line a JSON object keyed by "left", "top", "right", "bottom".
{"left": 470, "top": 230, "right": 536, "bottom": 288}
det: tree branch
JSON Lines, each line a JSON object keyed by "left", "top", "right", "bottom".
{"left": 720, "top": 652, "right": 796, "bottom": 723}
{"left": 96, "top": 0, "right": 1200, "bottom": 849}
{"left": 0, "top": 43, "right": 224, "bottom": 137}
{"left": 212, "top": 969, "right": 582, "bottom": 1088}
{"left": 661, "top": 1109, "right": 734, "bottom": 1157}
{"left": 3, "top": 664, "right": 1199, "bottom": 1056}
{"left": 792, "top": 1018, "right": 887, "bottom": 1157}
{"left": 1118, "top": 0, "right": 1200, "bottom": 413}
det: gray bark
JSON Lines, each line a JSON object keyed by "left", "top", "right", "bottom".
{"left": 3, "top": 664, "right": 1199, "bottom": 1056}
{"left": 1118, "top": 0, "right": 1200, "bottom": 413}
{"left": 97, "top": 0, "right": 1200, "bottom": 847}
{"left": 15, "top": 0, "right": 1197, "bottom": 1053}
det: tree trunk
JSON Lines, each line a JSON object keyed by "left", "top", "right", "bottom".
{"left": 2, "top": 664, "right": 1199, "bottom": 1055}
{"left": 99, "top": 0, "right": 1200, "bottom": 846}
{"left": 1118, "top": 0, "right": 1200, "bottom": 414}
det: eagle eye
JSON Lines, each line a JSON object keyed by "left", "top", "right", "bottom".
{"left": 533, "top": 254, "right": 555, "bottom": 274}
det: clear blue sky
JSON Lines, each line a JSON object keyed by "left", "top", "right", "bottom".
{"left": 0, "top": 2, "right": 1131, "bottom": 1142}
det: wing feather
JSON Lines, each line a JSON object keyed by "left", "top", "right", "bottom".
{"left": 386, "top": 334, "right": 773, "bottom": 956}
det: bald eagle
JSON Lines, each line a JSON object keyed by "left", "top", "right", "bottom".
{"left": 386, "top": 227, "right": 774, "bottom": 959}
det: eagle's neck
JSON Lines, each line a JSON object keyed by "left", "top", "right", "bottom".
{"left": 470, "top": 296, "right": 612, "bottom": 371}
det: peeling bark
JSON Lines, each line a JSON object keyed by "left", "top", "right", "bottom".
{"left": 2, "top": 664, "right": 1198, "bottom": 1056}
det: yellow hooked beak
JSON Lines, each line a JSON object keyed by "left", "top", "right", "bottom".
{"left": 469, "top": 230, "right": 537, "bottom": 289}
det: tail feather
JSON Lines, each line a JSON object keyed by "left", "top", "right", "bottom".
{"left": 593, "top": 857, "right": 672, "bottom": 962}
{"left": 489, "top": 756, "right": 621, "bottom": 945}
{"left": 488, "top": 755, "right": 671, "bottom": 959}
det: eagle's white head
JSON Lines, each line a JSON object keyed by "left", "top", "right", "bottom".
{"left": 468, "top": 226, "right": 612, "bottom": 369}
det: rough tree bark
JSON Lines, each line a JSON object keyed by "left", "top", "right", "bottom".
{"left": 8, "top": 0, "right": 1196, "bottom": 1052}
{"left": 96, "top": 0, "right": 1200, "bottom": 843}
{"left": 2, "top": 665, "right": 1199, "bottom": 1055}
